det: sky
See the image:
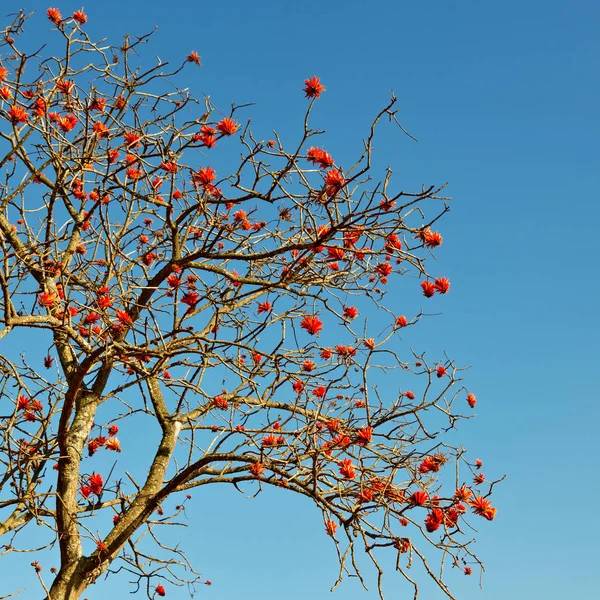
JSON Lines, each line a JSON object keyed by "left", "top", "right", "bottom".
{"left": 3, "top": 0, "right": 600, "bottom": 598}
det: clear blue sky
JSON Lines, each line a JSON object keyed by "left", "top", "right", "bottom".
{"left": 5, "top": 1, "right": 600, "bottom": 598}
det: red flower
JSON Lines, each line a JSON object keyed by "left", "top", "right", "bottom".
{"left": 375, "top": 262, "right": 393, "bottom": 277}
{"left": 47, "top": 8, "right": 62, "bottom": 24}
{"left": 320, "top": 348, "right": 332, "bottom": 360}
{"left": 113, "top": 514, "right": 120, "bottom": 525}
{"left": 115, "top": 310, "right": 133, "bottom": 326}
{"left": 43, "top": 354, "right": 54, "bottom": 368}
{"left": 312, "top": 386, "right": 327, "bottom": 399}
{"left": 303, "top": 76, "right": 325, "bottom": 98}
{"left": 89, "top": 97, "right": 107, "bottom": 112}
{"left": 92, "top": 122, "right": 109, "bottom": 138}
{"left": 419, "top": 454, "right": 446, "bottom": 473}
{"left": 399, "top": 517, "right": 409, "bottom": 527}
{"left": 307, "top": 147, "right": 335, "bottom": 169}
{"left": 395, "top": 315, "right": 408, "bottom": 328}
{"left": 106, "top": 438, "right": 121, "bottom": 452}
{"left": 473, "top": 473, "right": 485, "bottom": 485}
{"left": 363, "top": 338, "right": 375, "bottom": 350}
{"left": 257, "top": 301, "right": 272, "bottom": 314}
{"left": 324, "top": 169, "right": 345, "bottom": 196}
{"left": 464, "top": 567, "right": 472, "bottom": 576}
{"left": 436, "top": 365, "right": 447, "bottom": 378}
{"left": 300, "top": 315, "right": 323, "bottom": 335}
{"left": 155, "top": 584, "right": 166, "bottom": 597}
{"left": 355, "top": 426, "right": 373, "bottom": 446}
{"left": 80, "top": 485, "right": 92, "bottom": 498}
{"left": 97, "top": 295, "right": 112, "bottom": 309}
{"left": 454, "top": 485, "right": 473, "bottom": 502}
{"left": 38, "top": 291, "right": 58, "bottom": 307}
{"left": 302, "top": 360, "right": 316, "bottom": 372}
{"left": 108, "top": 424, "right": 119, "bottom": 437}
{"left": 343, "top": 306, "right": 358, "bottom": 320}
{"left": 212, "top": 395, "right": 229, "bottom": 410}
{"left": 424, "top": 230, "right": 443, "bottom": 248}
{"left": 324, "top": 520, "right": 338, "bottom": 536}
{"left": 193, "top": 166, "right": 217, "bottom": 190}
{"left": 8, "top": 105, "right": 28, "bottom": 124}
{"left": 88, "top": 472, "right": 104, "bottom": 495}
{"left": 475, "top": 458, "right": 483, "bottom": 469}
{"left": 424, "top": 508, "right": 444, "bottom": 532}
{"left": 470, "top": 495, "right": 496, "bottom": 521}
{"left": 72, "top": 10, "right": 87, "bottom": 24}
{"left": 385, "top": 233, "right": 403, "bottom": 251}
{"left": 292, "top": 380, "right": 304, "bottom": 394}
{"left": 338, "top": 458, "right": 356, "bottom": 479}
{"left": 466, "top": 393, "right": 477, "bottom": 408}
{"left": 421, "top": 280, "right": 436, "bottom": 298}
{"left": 0, "top": 86, "right": 12, "bottom": 100}
{"left": 217, "top": 117, "right": 239, "bottom": 136}
{"left": 17, "top": 395, "right": 29, "bottom": 410}
{"left": 249, "top": 462, "right": 265, "bottom": 477}
{"left": 186, "top": 51, "right": 201, "bottom": 66}
{"left": 409, "top": 490, "right": 428, "bottom": 506}
{"left": 433, "top": 277, "right": 450, "bottom": 294}
{"left": 181, "top": 292, "right": 200, "bottom": 308}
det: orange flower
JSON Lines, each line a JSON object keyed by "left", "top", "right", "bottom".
{"left": 115, "top": 310, "right": 133, "bottom": 326}
{"left": 421, "top": 280, "right": 436, "bottom": 298}
{"left": 424, "top": 229, "right": 443, "bottom": 248}
{"left": 470, "top": 495, "right": 496, "bottom": 521}
{"left": 338, "top": 458, "right": 356, "bottom": 479}
{"left": 303, "top": 76, "right": 325, "bottom": 98}
{"left": 355, "top": 426, "right": 373, "bottom": 446}
{"left": 292, "top": 380, "right": 304, "bottom": 394}
{"left": 404, "top": 390, "right": 415, "bottom": 399}
{"left": 324, "top": 169, "right": 345, "bottom": 196}
{"left": 363, "top": 338, "right": 375, "bottom": 350}
{"left": 375, "top": 262, "right": 393, "bottom": 277}
{"left": 193, "top": 166, "right": 217, "bottom": 189}
{"left": 249, "top": 462, "right": 264, "bottom": 477}
{"left": 211, "top": 395, "right": 229, "bottom": 410}
{"left": 385, "top": 233, "right": 403, "bottom": 251}
{"left": 307, "top": 147, "right": 335, "bottom": 169}
{"left": 108, "top": 424, "right": 119, "bottom": 437}
{"left": 473, "top": 473, "right": 485, "bottom": 485}
{"left": 160, "top": 161, "right": 178, "bottom": 173}
{"left": 58, "top": 114, "right": 78, "bottom": 132}
{"left": 436, "top": 365, "right": 447, "bottom": 378}
{"left": 72, "top": 9, "right": 87, "bottom": 25}
{"left": 105, "top": 438, "right": 121, "bottom": 452}
{"left": 395, "top": 315, "right": 408, "bottom": 328}
{"left": 312, "top": 386, "right": 326, "bottom": 399}
{"left": 0, "top": 86, "right": 12, "bottom": 100}
{"left": 409, "top": 490, "right": 428, "bottom": 506}
{"left": 257, "top": 301, "right": 272, "bottom": 314}
{"left": 47, "top": 8, "right": 62, "bottom": 24}
{"left": 8, "top": 105, "right": 28, "bottom": 124}
{"left": 434, "top": 277, "right": 450, "bottom": 294}
{"left": 454, "top": 485, "right": 473, "bottom": 502}
{"left": 93, "top": 122, "right": 109, "bottom": 138}
{"left": 466, "top": 393, "right": 477, "bottom": 408}
{"left": 320, "top": 348, "right": 332, "bottom": 360}
{"left": 343, "top": 306, "right": 358, "bottom": 320}
{"left": 186, "top": 51, "right": 201, "bottom": 65}
{"left": 300, "top": 315, "right": 323, "bottom": 335}
{"left": 324, "top": 520, "right": 338, "bottom": 536}
{"left": 56, "top": 80, "right": 74, "bottom": 95}
{"left": 217, "top": 117, "right": 239, "bottom": 136}
{"left": 424, "top": 508, "right": 444, "bottom": 532}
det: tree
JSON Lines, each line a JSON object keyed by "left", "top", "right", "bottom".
{"left": 0, "top": 8, "right": 499, "bottom": 600}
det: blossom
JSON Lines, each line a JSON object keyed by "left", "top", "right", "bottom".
{"left": 424, "top": 229, "right": 443, "bottom": 248}
{"left": 56, "top": 80, "right": 75, "bottom": 95}
{"left": 217, "top": 117, "right": 239, "bottom": 136}
{"left": 123, "top": 131, "right": 141, "bottom": 147}
{"left": 292, "top": 380, "right": 304, "bottom": 394}
{"left": 343, "top": 306, "right": 358, "bottom": 320}
{"left": 8, "top": 105, "right": 28, "bottom": 124}
{"left": 249, "top": 462, "right": 265, "bottom": 477}
{"left": 470, "top": 495, "right": 496, "bottom": 521}
{"left": 424, "top": 508, "right": 444, "bottom": 532}
{"left": 97, "top": 295, "right": 112, "bottom": 309}
{"left": 155, "top": 584, "right": 166, "bottom": 597}
{"left": 454, "top": 485, "right": 473, "bottom": 502}
{"left": 409, "top": 490, "right": 428, "bottom": 506}
{"left": 399, "top": 517, "right": 409, "bottom": 527}
{"left": 257, "top": 301, "right": 272, "bottom": 314}
{"left": 212, "top": 395, "right": 229, "bottom": 410}
{"left": 47, "top": 8, "right": 62, "bottom": 24}
{"left": 324, "top": 520, "right": 338, "bottom": 536}
{"left": 312, "top": 386, "right": 327, "bottom": 399}
{"left": 433, "top": 277, "right": 450, "bottom": 294}
{"left": 115, "top": 310, "right": 133, "bottom": 326}
{"left": 466, "top": 393, "right": 477, "bottom": 408}
{"left": 395, "top": 315, "right": 408, "bottom": 328}
{"left": 320, "top": 348, "right": 333, "bottom": 360}
{"left": 324, "top": 169, "right": 345, "bottom": 196}
{"left": 89, "top": 97, "right": 107, "bottom": 112}
{"left": 464, "top": 567, "right": 472, "bottom": 576}
{"left": 473, "top": 473, "right": 485, "bottom": 485}
{"left": 475, "top": 458, "right": 483, "bottom": 469}
{"left": 38, "top": 291, "right": 58, "bottom": 307}
{"left": 0, "top": 86, "right": 12, "bottom": 100}
{"left": 108, "top": 424, "right": 119, "bottom": 437}
{"left": 92, "top": 122, "right": 109, "bottom": 137}
{"left": 186, "top": 51, "right": 201, "bottom": 65}
{"left": 44, "top": 354, "right": 54, "bottom": 368}
{"left": 419, "top": 454, "right": 446, "bottom": 474}
{"left": 436, "top": 365, "right": 447, "bottom": 378}
{"left": 385, "top": 233, "right": 403, "bottom": 251}
{"left": 307, "top": 147, "right": 335, "bottom": 169}
{"left": 421, "top": 280, "right": 436, "bottom": 298}
{"left": 17, "top": 395, "right": 29, "bottom": 410}
{"left": 193, "top": 166, "right": 217, "bottom": 189}
{"left": 72, "top": 9, "right": 87, "bottom": 24}
{"left": 88, "top": 472, "right": 104, "bottom": 495}
{"left": 180, "top": 292, "right": 200, "bottom": 308}
{"left": 363, "top": 338, "right": 375, "bottom": 350}
{"left": 355, "top": 426, "right": 373, "bottom": 446}
{"left": 300, "top": 315, "right": 323, "bottom": 335}
{"left": 338, "top": 458, "right": 356, "bottom": 479}
{"left": 302, "top": 360, "right": 316, "bottom": 372}
{"left": 105, "top": 438, "right": 121, "bottom": 452}
{"left": 375, "top": 262, "right": 393, "bottom": 277}
{"left": 303, "top": 76, "right": 325, "bottom": 98}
